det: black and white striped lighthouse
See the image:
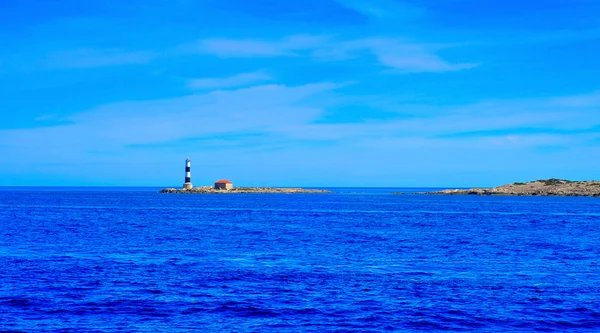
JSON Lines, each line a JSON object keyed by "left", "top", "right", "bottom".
{"left": 183, "top": 157, "right": 193, "bottom": 189}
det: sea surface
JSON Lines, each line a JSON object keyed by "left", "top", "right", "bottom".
{"left": 1, "top": 187, "right": 599, "bottom": 332}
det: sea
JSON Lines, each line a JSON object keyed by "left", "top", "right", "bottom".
{"left": 1, "top": 187, "right": 599, "bottom": 332}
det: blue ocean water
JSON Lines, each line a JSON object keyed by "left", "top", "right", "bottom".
{"left": 1, "top": 187, "right": 599, "bottom": 332}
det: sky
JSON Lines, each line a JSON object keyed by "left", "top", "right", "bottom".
{"left": 0, "top": 0, "right": 599, "bottom": 187}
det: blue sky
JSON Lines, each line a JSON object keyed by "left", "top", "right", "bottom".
{"left": 1, "top": 0, "right": 599, "bottom": 187}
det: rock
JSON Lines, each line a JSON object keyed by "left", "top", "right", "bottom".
{"left": 159, "top": 188, "right": 179, "bottom": 193}
{"left": 159, "top": 186, "right": 330, "bottom": 194}
{"left": 420, "top": 179, "right": 600, "bottom": 197}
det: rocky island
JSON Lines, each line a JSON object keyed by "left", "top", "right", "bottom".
{"left": 423, "top": 179, "right": 600, "bottom": 197}
{"left": 159, "top": 186, "right": 330, "bottom": 194}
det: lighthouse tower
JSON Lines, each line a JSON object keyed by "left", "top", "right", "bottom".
{"left": 183, "top": 157, "right": 193, "bottom": 189}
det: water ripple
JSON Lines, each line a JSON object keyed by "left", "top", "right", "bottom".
{"left": 1, "top": 189, "right": 599, "bottom": 332}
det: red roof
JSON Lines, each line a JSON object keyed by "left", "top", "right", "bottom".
{"left": 215, "top": 179, "right": 232, "bottom": 184}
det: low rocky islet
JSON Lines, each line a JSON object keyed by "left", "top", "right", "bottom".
{"left": 159, "top": 186, "right": 330, "bottom": 194}
{"left": 420, "top": 179, "right": 600, "bottom": 197}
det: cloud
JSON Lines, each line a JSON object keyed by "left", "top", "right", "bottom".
{"left": 265, "top": 92, "right": 600, "bottom": 143}
{"left": 551, "top": 91, "right": 600, "bottom": 107}
{"left": 198, "top": 35, "right": 476, "bottom": 73}
{"left": 315, "top": 38, "right": 478, "bottom": 72}
{"left": 334, "top": 0, "right": 424, "bottom": 20}
{"left": 0, "top": 82, "right": 343, "bottom": 160}
{"left": 198, "top": 35, "right": 330, "bottom": 57}
{"left": 2, "top": 84, "right": 598, "bottom": 168}
{"left": 188, "top": 71, "right": 272, "bottom": 90}
{"left": 34, "top": 114, "right": 59, "bottom": 122}
{"left": 437, "top": 125, "right": 600, "bottom": 139}
{"left": 42, "top": 48, "right": 157, "bottom": 69}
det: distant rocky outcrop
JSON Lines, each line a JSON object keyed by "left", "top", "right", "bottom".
{"left": 159, "top": 186, "right": 330, "bottom": 194}
{"left": 423, "top": 179, "right": 600, "bottom": 197}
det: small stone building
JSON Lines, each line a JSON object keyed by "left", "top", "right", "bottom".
{"left": 214, "top": 179, "right": 233, "bottom": 190}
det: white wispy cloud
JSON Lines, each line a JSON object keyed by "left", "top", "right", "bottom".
{"left": 315, "top": 38, "right": 478, "bottom": 72}
{"left": 188, "top": 71, "right": 272, "bottom": 90}
{"left": 0, "top": 82, "right": 343, "bottom": 159}
{"left": 198, "top": 35, "right": 477, "bottom": 73}
{"left": 2, "top": 87, "right": 597, "bottom": 158}
{"left": 334, "top": 0, "right": 424, "bottom": 20}
{"left": 198, "top": 35, "right": 330, "bottom": 57}
{"left": 34, "top": 114, "right": 58, "bottom": 122}
{"left": 551, "top": 91, "right": 600, "bottom": 107}
{"left": 42, "top": 48, "right": 157, "bottom": 68}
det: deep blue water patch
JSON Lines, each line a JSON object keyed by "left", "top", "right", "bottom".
{"left": 0, "top": 188, "right": 599, "bottom": 332}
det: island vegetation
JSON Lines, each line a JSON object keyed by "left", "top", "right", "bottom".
{"left": 421, "top": 179, "right": 600, "bottom": 197}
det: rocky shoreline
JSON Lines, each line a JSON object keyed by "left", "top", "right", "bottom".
{"left": 159, "top": 186, "right": 330, "bottom": 194}
{"left": 422, "top": 179, "right": 600, "bottom": 197}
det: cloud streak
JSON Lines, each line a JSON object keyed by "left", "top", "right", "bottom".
{"left": 198, "top": 35, "right": 330, "bottom": 57}
{"left": 198, "top": 35, "right": 477, "bottom": 73}
{"left": 0, "top": 82, "right": 343, "bottom": 158}
{"left": 315, "top": 38, "right": 477, "bottom": 72}
{"left": 551, "top": 91, "right": 600, "bottom": 107}
{"left": 42, "top": 48, "right": 157, "bottom": 69}
{"left": 188, "top": 71, "right": 272, "bottom": 90}
{"left": 334, "top": 0, "right": 424, "bottom": 20}
{"left": 2, "top": 85, "right": 597, "bottom": 160}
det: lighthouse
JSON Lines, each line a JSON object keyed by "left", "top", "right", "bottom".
{"left": 183, "top": 157, "right": 193, "bottom": 189}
